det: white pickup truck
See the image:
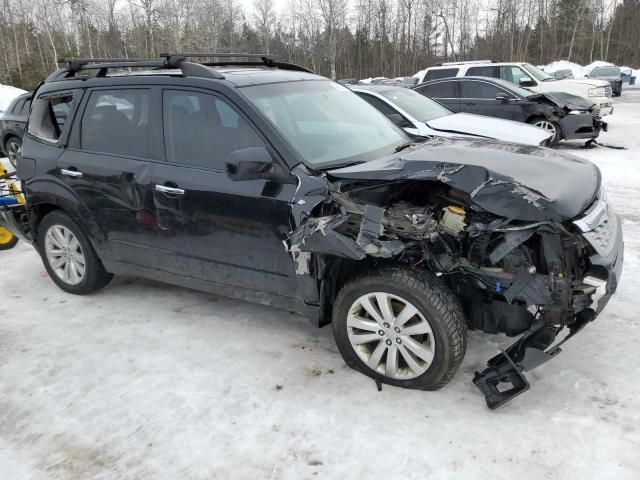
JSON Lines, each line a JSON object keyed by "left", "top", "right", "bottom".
{"left": 415, "top": 61, "right": 613, "bottom": 116}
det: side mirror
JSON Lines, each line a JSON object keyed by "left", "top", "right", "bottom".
{"left": 226, "top": 146, "right": 274, "bottom": 181}
{"left": 495, "top": 93, "right": 510, "bottom": 102}
{"left": 387, "top": 113, "right": 412, "bottom": 128}
{"left": 519, "top": 76, "right": 534, "bottom": 87}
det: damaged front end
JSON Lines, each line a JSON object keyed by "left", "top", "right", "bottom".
{"left": 287, "top": 138, "right": 623, "bottom": 409}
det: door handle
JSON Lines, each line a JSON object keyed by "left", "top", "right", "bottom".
{"left": 155, "top": 184, "right": 185, "bottom": 195}
{"left": 61, "top": 168, "right": 83, "bottom": 178}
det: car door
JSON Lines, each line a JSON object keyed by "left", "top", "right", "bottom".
{"left": 154, "top": 87, "right": 299, "bottom": 298}
{"left": 57, "top": 87, "right": 174, "bottom": 268}
{"left": 460, "top": 80, "right": 519, "bottom": 119}
{"left": 414, "top": 81, "right": 461, "bottom": 112}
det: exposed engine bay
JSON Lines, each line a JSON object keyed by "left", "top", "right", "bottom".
{"left": 285, "top": 138, "right": 623, "bottom": 408}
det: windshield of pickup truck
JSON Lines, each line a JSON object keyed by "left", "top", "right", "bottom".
{"left": 241, "top": 80, "right": 406, "bottom": 167}
{"left": 524, "top": 63, "right": 554, "bottom": 81}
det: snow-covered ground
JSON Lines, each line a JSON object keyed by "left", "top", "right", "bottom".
{"left": 1, "top": 88, "right": 640, "bottom": 480}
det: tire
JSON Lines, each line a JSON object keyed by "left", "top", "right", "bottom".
{"left": 528, "top": 117, "right": 561, "bottom": 144}
{"left": 0, "top": 226, "right": 19, "bottom": 250}
{"left": 332, "top": 267, "right": 467, "bottom": 391}
{"left": 4, "top": 136, "right": 21, "bottom": 169}
{"left": 37, "top": 211, "right": 113, "bottom": 294}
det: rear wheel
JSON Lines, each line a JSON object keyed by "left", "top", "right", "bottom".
{"left": 332, "top": 267, "right": 467, "bottom": 390}
{"left": 4, "top": 136, "right": 21, "bottom": 169}
{"left": 0, "top": 226, "right": 18, "bottom": 250}
{"left": 528, "top": 117, "right": 561, "bottom": 144}
{"left": 37, "top": 211, "right": 113, "bottom": 294}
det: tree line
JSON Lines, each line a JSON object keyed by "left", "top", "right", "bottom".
{"left": 0, "top": 0, "right": 638, "bottom": 90}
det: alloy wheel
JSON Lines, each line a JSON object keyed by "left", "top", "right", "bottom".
{"left": 44, "top": 225, "right": 86, "bottom": 285}
{"left": 533, "top": 120, "right": 557, "bottom": 142}
{"left": 5, "top": 138, "right": 21, "bottom": 168}
{"left": 347, "top": 292, "right": 436, "bottom": 380}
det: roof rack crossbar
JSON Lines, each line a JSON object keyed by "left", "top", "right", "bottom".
{"left": 47, "top": 52, "right": 314, "bottom": 82}
{"left": 161, "top": 52, "right": 314, "bottom": 73}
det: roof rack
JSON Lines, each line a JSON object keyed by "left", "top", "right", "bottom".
{"left": 46, "top": 53, "right": 314, "bottom": 83}
{"left": 438, "top": 60, "right": 495, "bottom": 66}
{"left": 159, "top": 53, "right": 314, "bottom": 73}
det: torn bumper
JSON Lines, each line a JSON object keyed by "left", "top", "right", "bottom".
{"left": 558, "top": 113, "right": 606, "bottom": 140}
{"left": 474, "top": 203, "right": 623, "bottom": 409}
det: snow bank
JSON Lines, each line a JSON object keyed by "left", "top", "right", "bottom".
{"left": 540, "top": 60, "right": 585, "bottom": 78}
{"left": 0, "top": 84, "right": 27, "bottom": 113}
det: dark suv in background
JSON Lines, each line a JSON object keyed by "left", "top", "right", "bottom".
{"left": 1, "top": 54, "right": 623, "bottom": 409}
{"left": 586, "top": 66, "right": 623, "bottom": 96}
{"left": 0, "top": 92, "right": 32, "bottom": 167}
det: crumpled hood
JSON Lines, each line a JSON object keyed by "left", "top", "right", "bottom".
{"left": 425, "top": 113, "right": 551, "bottom": 146}
{"left": 529, "top": 91, "right": 596, "bottom": 111}
{"left": 328, "top": 137, "right": 600, "bottom": 222}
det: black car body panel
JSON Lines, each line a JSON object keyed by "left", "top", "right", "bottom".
{"left": 414, "top": 77, "right": 603, "bottom": 141}
{"left": 0, "top": 92, "right": 31, "bottom": 155}
{"left": 14, "top": 57, "right": 623, "bottom": 408}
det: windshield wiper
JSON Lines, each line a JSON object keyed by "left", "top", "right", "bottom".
{"left": 394, "top": 141, "right": 417, "bottom": 153}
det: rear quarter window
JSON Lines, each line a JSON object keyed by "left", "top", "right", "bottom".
{"left": 424, "top": 68, "right": 459, "bottom": 81}
{"left": 27, "top": 93, "right": 75, "bottom": 143}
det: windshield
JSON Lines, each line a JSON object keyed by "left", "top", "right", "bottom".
{"left": 524, "top": 63, "right": 554, "bottom": 81}
{"left": 591, "top": 67, "right": 620, "bottom": 77}
{"left": 379, "top": 88, "right": 452, "bottom": 122}
{"left": 241, "top": 81, "right": 406, "bottom": 167}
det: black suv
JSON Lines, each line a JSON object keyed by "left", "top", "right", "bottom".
{"left": 2, "top": 54, "right": 623, "bottom": 408}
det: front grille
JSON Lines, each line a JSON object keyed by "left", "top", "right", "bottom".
{"left": 604, "top": 85, "right": 612, "bottom": 97}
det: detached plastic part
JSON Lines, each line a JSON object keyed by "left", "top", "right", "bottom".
{"left": 473, "top": 351, "right": 530, "bottom": 410}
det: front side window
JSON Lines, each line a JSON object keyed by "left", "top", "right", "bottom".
{"left": 500, "top": 66, "right": 531, "bottom": 85}
{"left": 424, "top": 68, "right": 459, "bottom": 81}
{"left": 379, "top": 88, "right": 452, "bottom": 122}
{"left": 28, "top": 93, "right": 75, "bottom": 142}
{"left": 357, "top": 93, "right": 399, "bottom": 117}
{"left": 241, "top": 81, "right": 405, "bottom": 167}
{"left": 11, "top": 98, "right": 24, "bottom": 114}
{"left": 81, "top": 89, "right": 150, "bottom": 157}
{"left": 460, "top": 81, "right": 503, "bottom": 99}
{"left": 163, "top": 90, "right": 265, "bottom": 171}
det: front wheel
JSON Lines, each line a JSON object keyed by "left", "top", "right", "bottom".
{"left": 332, "top": 267, "right": 467, "bottom": 390}
{"left": 0, "top": 226, "right": 19, "bottom": 250}
{"left": 528, "top": 118, "right": 561, "bottom": 144}
{"left": 37, "top": 211, "right": 113, "bottom": 294}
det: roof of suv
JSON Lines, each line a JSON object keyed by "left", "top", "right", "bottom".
{"left": 42, "top": 55, "right": 325, "bottom": 90}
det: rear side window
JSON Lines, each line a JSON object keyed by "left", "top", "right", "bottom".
{"left": 21, "top": 98, "right": 31, "bottom": 115}
{"left": 28, "top": 93, "right": 74, "bottom": 142}
{"left": 11, "top": 98, "right": 24, "bottom": 114}
{"left": 163, "top": 90, "right": 265, "bottom": 171}
{"left": 416, "top": 81, "right": 458, "bottom": 99}
{"left": 461, "top": 81, "right": 503, "bottom": 99}
{"left": 466, "top": 66, "right": 499, "bottom": 78}
{"left": 81, "top": 89, "right": 150, "bottom": 158}
{"left": 424, "top": 68, "right": 459, "bottom": 81}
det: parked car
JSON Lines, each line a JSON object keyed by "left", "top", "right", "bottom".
{"left": 586, "top": 66, "right": 623, "bottom": 96}
{"left": 2, "top": 55, "right": 623, "bottom": 409}
{"left": 552, "top": 68, "right": 574, "bottom": 80}
{"left": 350, "top": 83, "right": 552, "bottom": 145}
{"left": 414, "top": 77, "right": 606, "bottom": 144}
{"left": 414, "top": 61, "right": 614, "bottom": 116}
{"left": 0, "top": 92, "right": 32, "bottom": 168}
